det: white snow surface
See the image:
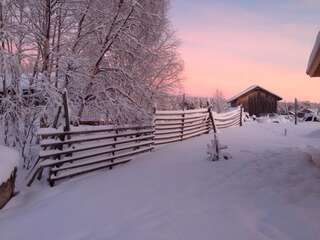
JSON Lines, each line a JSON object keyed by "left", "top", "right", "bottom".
{"left": 0, "top": 146, "right": 19, "bottom": 185}
{"left": 1, "top": 122, "right": 320, "bottom": 240}
{"left": 307, "top": 31, "right": 320, "bottom": 74}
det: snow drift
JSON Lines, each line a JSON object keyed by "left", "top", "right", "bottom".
{"left": 0, "top": 145, "right": 19, "bottom": 185}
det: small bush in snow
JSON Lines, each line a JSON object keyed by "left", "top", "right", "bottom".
{"left": 207, "top": 133, "right": 220, "bottom": 161}
{"left": 207, "top": 133, "right": 231, "bottom": 161}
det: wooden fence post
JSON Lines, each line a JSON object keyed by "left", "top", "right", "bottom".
{"left": 240, "top": 106, "right": 243, "bottom": 127}
{"left": 62, "top": 90, "right": 72, "bottom": 159}
{"left": 152, "top": 106, "right": 156, "bottom": 148}
{"left": 208, "top": 106, "right": 217, "bottom": 133}
{"left": 62, "top": 89, "right": 71, "bottom": 133}
{"left": 294, "top": 98, "right": 298, "bottom": 125}
{"left": 182, "top": 93, "right": 186, "bottom": 110}
{"left": 214, "top": 133, "right": 220, "bottom": 161}
{"left": 181, "top": 94, "right": 186, "bottom": 140}
{"left": 52, "top": 106, "right": 62, "bottom": 129}
{"left": 181, "top": 111, "right": 185, "bottom": 141}
{"left": 153, "top": 105, "right": 157, "bottom": 126}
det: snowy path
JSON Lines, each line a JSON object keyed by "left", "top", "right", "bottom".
{"left": 1, "top": 122, "right": 320, "bottom": 240}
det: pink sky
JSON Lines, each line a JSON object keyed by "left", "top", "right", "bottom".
{"left": 172, "top": 1, "right": 320, "bottom": 102}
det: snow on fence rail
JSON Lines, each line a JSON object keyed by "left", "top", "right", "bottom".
{"left": 213, "top": 107, "right": 243, "bottom": 129}
{"left": 154, "top": 106, "right": 243, "bottom": 145}
{"left": 154, "top": 108, "right": 212, "bottom": 145}
{"left": 27, "top": 107, "right": 243, "bottom": 186}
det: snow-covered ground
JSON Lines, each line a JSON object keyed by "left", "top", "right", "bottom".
{"left": 1, "top": 121, "right": 320, "bottom": 240}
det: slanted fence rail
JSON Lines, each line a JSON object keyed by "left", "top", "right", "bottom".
{"left": 28, "top": 107, "right": 243, "bottom": 186}
{"left": 154, "top": 108, "right": 212, "bottom": 145}
{"left": 213, "top": 107, "right": 243, "bottom": 129}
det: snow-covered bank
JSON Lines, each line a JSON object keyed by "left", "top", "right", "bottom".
{"left": 0, "top": 146, "right": 19, "bottom": 185}
{"left": 1, "top": 122, "right": 320, "bottom": 239}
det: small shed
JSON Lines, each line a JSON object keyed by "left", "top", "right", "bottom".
{"left": 228, "top": 85, "right": 282, "bottom": 116}
{"left": 307, "top": 31, "right": 320, "bottom": 77}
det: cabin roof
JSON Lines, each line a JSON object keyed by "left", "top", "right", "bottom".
{"left": 307, "top": 31, "right": 320, "bottom": 77}
{"left": 228, "top": 85, "right": 282, "bottom": 103}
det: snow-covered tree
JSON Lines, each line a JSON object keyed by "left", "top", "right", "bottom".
{"left": 0, "top": 0, "right": 183, "bottom": 167}
{"left": 212, "top": 89, "right": 226, "bottom": 113}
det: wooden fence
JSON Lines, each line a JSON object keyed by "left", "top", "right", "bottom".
{"left": 213, "top": 107, "right": 243, "bottom": 129}
{"left": 154, "top": 108, "right": 212, "bottom": 145}
{"left": 154, "top": 106, "right": 242, "bottom": 145}
{"left": 27, "top": 125, "right": 154, "bottom": 186}
{"left": 27, "top": 107, "right": 243, "bottom": 186}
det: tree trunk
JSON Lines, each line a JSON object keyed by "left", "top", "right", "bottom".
{"left": 41, "top": 0, "right": 52, "bottom": 80}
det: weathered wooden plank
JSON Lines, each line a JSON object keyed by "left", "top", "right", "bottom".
{"left": 155, "top": 108, "right": 208, "bottom": 115}
{"left": 154, "top": 113, "right": 208, "bottom": 121}
{"left": 51, "top": 146, "right": 153, "bottom": 173}
{"left": 155, "top": 125, "right": 209, "bottom": 142}
{"left": 155, "top": 117, "right": 209, "bottom": 127}
{"left": 154, "top": 133, "right": 182, "bottom": 141}
{"left": 40, "top": 129, "right": 154, "bottom": 148}
{"left": 215, "top": 118, "right": 240, "bottom": 128}
{"left": 49, "top": 159, "right": 132, "bottom": 184}
{"left": 154, "top": 137, "right": 182, "bottom": 145}
{"left": 155, "top": 122, "right": 209, "bottom": 136}
{"left": 182, "top": 126, "right": 210, "bottom": 137}
{"left": 213, "top": 113, "right": 240, "bottom": 121}
{"left": 39, "top": 135, "right": 154, "bottom": 159}
{"left": 38, "top": 125, "right": 154, "bottom": 138}
{"left": 45, "top": 141, "right": 154, "bottom": 166}
{"left": 183, "top": 129, "right": 210, "bottom": 140}
{"left": 155, "top": 120, "right": 209, "bottom": 131}
{"left": 216, "top": 120, "right": 240, "bottom": 129}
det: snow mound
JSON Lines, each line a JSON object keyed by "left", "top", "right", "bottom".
{"left": 256, "top": 115, "right": 291, "bottom": 124}
{"left": 302, "top": 145, "right": 320, "bottom": 168}
{"left": 305, "top": 129, "right": 320, "bottom": 138}
{"left": 0, "top": 146, "right": 19, "bottom": 185}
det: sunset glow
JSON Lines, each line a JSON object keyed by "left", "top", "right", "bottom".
{"left": 171, "top": 0, "right": 320, "bottom": 101}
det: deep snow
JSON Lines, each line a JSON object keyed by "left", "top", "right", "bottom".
{"left": 0, "top": 145, "right": 19, "bottom": 184}
{"left": 1, "top": 121, "right": 320, "bottom": 240}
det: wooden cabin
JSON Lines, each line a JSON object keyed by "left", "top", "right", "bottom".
{"left": 307, "top": 31, "right": 320, "bottom": 77}
{"left": 228, "top": 85, "right": 282, "bottom": 116}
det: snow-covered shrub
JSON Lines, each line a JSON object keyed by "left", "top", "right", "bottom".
{"left": 207, "top": 133, "right": 231, "bottom": 161}
{"left": 0, "top": 79, "right": 61, "bottom": 168}
{"left": 207, "top": 133, "right": 220, "bottom": 161}
{"left": 303, "top": 145, "right": 320, "bottom": 168}
{"left": 0, "top": 52, "right": 61, "bottom": 168}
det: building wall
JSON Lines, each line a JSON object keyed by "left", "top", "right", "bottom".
{"left": 230, "top": 90, "right": 278, "bottom": 116}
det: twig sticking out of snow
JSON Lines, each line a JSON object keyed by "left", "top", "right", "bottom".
{"left": 207, "top": 133, "right": 220, "bottom": 161}
{"left": 207, "top": 133, "right": 230, "bottom": 161}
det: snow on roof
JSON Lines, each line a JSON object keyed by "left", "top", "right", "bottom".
{"left": 0, "top": 145, "right": 19, "bottom": 185}
{"left": 307, "top": 31, "right": 320, "bottom": 77}
{"left": 228, "top": 85, "right": 282, "bottom": 102}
